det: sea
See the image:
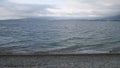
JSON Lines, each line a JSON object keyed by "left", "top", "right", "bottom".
{"left": 0, "top": 19, "right": 120, "bottom": 54}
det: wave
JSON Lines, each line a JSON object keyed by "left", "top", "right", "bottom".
{"left": 0, "top": 39, "right": 33, "bottom": 46}
{"left": 48, "top": 37, "right": 120, "bottom": 53}
{"left": 0, "top": 36, "right": 120, "bottom": 54}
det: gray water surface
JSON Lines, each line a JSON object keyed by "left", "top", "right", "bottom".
{"left": 0, "top": 20, "right": 120, "bottom": 53}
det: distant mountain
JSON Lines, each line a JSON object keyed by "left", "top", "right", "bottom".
{"left": 100, "top": 15, "right": 120, "bottom": 21}
{"left": 108, "top": 15, "right": 120, "bottom": 20}
{"left": 0, "top": 17, "right": 55, "bottom": 22}
{"left": 0, "top": 15, "right": 120, "bottom": 21}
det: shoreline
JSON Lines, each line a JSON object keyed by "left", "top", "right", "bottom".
{"left": 0, "top": 51, "right": 120, "bottom": 55}
{"left": 0, "top": 50, "right": 119, "bottom": 55}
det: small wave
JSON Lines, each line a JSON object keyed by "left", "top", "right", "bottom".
{"left": 63, "top": 37, "right": 92, "bottom": 41}
{"left": 109, "top": 47, "right": 120, "bottom": 53}
{"left": 48, "top": 39, "right": 120, "bottom": 53}
{"left": 75, "top": 50, "right": 109, "bottom": 54}
{"left": 0, "top": 40, "right": 33, "bottom": 47}
{"left": 49, "top": 36, "right": 92, "bottom": 46}
{"left": 108, "top": 40, "right": 120, "bottom": 44}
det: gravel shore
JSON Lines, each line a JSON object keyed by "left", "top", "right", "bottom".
{"left": 0, "top": 54, "right": 120, "bottom": 68}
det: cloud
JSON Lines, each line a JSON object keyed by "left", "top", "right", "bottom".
{"left": 0, "top": 0, "right": 55, "bottom": 19}
{"left": 0, "top": 0, "right": 120, "bottom": 20}
{"left": 46, "top": 0, "right": 120, "bottom": 18}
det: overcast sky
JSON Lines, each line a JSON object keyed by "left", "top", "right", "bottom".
{"left": 0, "top": 0, "right": 120, "bottom": 20}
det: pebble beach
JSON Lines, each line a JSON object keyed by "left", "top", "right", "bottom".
{"left": 0, "top": 54, "right": 120, "bottom": 68}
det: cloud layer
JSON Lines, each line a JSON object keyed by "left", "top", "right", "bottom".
{"left": 0, "top": 0, "right": 120, "bottom": 19}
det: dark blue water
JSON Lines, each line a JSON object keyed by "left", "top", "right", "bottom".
{"left": 0, "top": 20, "right": 120, "bottom": 53}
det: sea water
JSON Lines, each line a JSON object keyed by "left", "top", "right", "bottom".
{"left": 0, "top": 20, "right": 120, "bottom": 53}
